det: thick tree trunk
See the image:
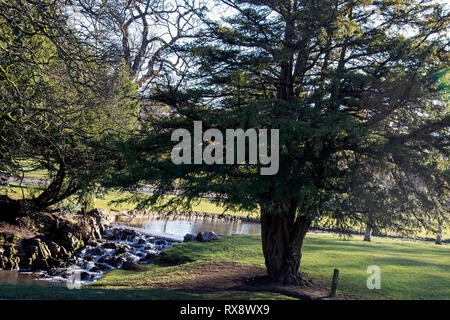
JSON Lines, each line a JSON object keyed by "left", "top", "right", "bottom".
{"left": 363, "top": 224, "right": 372, "bottom": 242}
{"left": 435, "top": 217, "right": 443, "bottom": 245}
{"left": 260, "top": 206, "right": 311, "bottom": 285}
{"left": 0, "top": 165, "right": 75, "bottom": 221}
{"left": 0, "top": 194, "right": 63, "bottom": 221}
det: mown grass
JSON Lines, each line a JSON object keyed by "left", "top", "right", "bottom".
{"left": 89, "top": 234, "right": 449, "bottom": 300}
{"left": 0, "top": 283, "right": 291, "bottom": 300}
{"left": 1, "top": 233, "right": 448, "bottom": 300}
{"left": 300, "top": 233, "right": 450, "bottom": 299}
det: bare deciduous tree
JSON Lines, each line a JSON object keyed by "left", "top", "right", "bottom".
{"left": 71, "top": 0, "right": 201, "bottom": 92}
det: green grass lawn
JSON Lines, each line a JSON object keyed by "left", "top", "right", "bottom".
{"left": 0, "top": 233, "right": 448, "bottom": 300}
{"left": 300, "top": 234, "right": 450, "bottom": 299}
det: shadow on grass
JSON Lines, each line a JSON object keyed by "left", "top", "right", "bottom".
{"left": 370, "top": 256, "right": 450, "bottom": 272}
{"left": 0, "top": 284, "right": 291, "bottom": 300}
{"left": 304, "top": 237, "right": 450, "bottom": 256}
{"left": 0, "top": 284, "right": 213, "bottom": 300}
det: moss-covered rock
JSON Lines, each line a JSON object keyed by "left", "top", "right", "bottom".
{"left": 0, "top": 232, "right": 22, "bottom": 245}
{"left": 0, "top": 244, "right": 20, "bottom": 269}
{"left": 0, "top": 209, "right": 109, "bottom": 271}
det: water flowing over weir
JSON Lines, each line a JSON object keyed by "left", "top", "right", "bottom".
{"left": 115, "top": 216, "right": 262, "bottom": 242}
{"left": 55, "top": 226, "right": 175, "bottom": 283}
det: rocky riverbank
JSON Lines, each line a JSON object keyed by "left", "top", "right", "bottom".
{"left": 0, "top": 209, "right": 173, "bottom": 284}
{"left": 0, "top": 209, "right": 108, "bottom": 271}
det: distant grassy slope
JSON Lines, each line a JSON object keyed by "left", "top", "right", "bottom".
{"left": 12, "top": 160, "right": 49, "bottom": 180}
{"left": 2, "top": 185, "right": 258, "bottom": 218}
{"left": 94, "top": 191, "right": 258, "bottom": 217}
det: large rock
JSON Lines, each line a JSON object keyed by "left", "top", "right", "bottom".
{"left": 20, "top": 238, "right": 51, "bottom": 270}
{"left": 0, "top": 255, "right": 6, "bottom": 269}
{"left": 183, "top": 233, "right": 196, "bottom": 242}
{"left": 98, "top": 254, "right": 125, "bottom": 267}
{"left": 46, "top": 257, "right": 64, "bottom": 268}
{"left": 115, "top": 244, "right": 131, "bottom": 255}
{"left": 46, "top": 241, "right": 70, "bottom": 259}
{"left": 61, "top": 232, "right": 84, "bottom": 252}
{"left": 121, "top": 260, "right": 141, "bottom": 271}
{"left": 80, "top": 271, "right": 94, "bottom": 281}
{"left": 86, "top": 246, "right": 105, "bottom": 256}
{"left": 0, "top": 245, "right": 20, "bottom": 269}
{"left": 142, "top": 252, "right": 158, "bottom": 261}
{"left": 22, "top": 238, "right": 51, "bottom": 259}
{"left": 44, "top": 209, "right": 107, "bottom": 251}
{"left": 92, "top": 263, "right": 111, "bottom": 272}
{"left": 18, "top": 238, "right": 66, "bottom": 270}
{"left": 120, "top": 229, "right": 139, "bottom": 242}
{"left": 111, "top": 255, "right": 126, "bottom": 267}
{"left": 196, "top": 231, "right": 219, "bottom": 242}
{"left": 78, "top": 214, "right": 103, "bottom": 240}
{"left": 31, "top": 257, "right": 49, "bottom": 270}
{"left": 102, "top": 242, "right": 118, "bottom": 250}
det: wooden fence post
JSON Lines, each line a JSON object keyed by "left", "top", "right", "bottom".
{"left": 330, "top": 268, "right": 339, "bottom": 297}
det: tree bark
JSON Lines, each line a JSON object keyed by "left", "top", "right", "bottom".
{"left": 435, "top": 217, "right": 443, "bottom": 245}
{"left": 260, "top": 205, "right": 311, "bottom": 285}
{"left": 364, "top": 224, "right": 372, "bottom": 242}
{"left": 0, "top": 165, "right": 74, "bottom": 221}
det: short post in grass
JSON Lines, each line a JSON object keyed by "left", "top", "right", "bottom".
{"left": 330, "top": 269, "right": 339, "bottom": 297}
